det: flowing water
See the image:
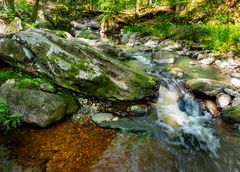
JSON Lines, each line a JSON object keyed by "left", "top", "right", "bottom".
{"left": 91, "top": 47, "right": 240, "bottom": 172}
{"left": 1, "top": 43, "right": 240, "bottom": 171}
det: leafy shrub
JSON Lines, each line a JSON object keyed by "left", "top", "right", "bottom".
{"left": 123, "top": 23, "right": 148, "bottom": 34}
{"left": 0, "top": 97, "right": 22, "bottom": 130}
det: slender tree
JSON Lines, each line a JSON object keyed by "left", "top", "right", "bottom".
{"left": 32, "top": 0, "right": 40, "bottom": 22}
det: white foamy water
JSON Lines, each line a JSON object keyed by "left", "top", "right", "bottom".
{"left": 156, "top": 85, "right": 220, "bottom": 155}
{"left": 132, "top": 53, "right": 153, "bottom": 66}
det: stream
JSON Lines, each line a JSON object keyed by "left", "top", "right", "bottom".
{"left": 91, "top": 46, "right": 240, "bottom": 172}
{"left": 1, "top": 40, "right": 240, "bottom": 172}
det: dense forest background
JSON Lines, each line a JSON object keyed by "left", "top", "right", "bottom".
{"left": 0, "top": 0, "right": 240, "bottom": 53}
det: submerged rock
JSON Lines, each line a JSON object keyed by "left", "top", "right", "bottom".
{"left": 185, "top": 79, "right": 235, "bottom": 97}
{"left": 92, "top": 113, "right": 115, "bottom": 123}
{"left": 0, "top": 80, "right": 78, "bottom": 127}
{"left": 129, "top": 105, "right": 147, "bottom": 116}
{"left": 0, "top": 28, "right": 156, "bottom": 101}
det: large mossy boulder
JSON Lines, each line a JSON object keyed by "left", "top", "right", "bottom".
{"left": 223, "top": 97, "right": 240, "bottom": 123}
{"left": 0, "top": 80, "right": 78, "bottom": 127}
{"left": 0, "top": 28, "right": 156, "bottom": 101}
{"left": 185, "top": 79, "right": 235, "bottom": 97}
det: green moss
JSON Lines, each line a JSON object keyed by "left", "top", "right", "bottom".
{"left": 0, "top": 69, "right": 15, "bottom": 84}
{"left": 14, "top": 78, "right": 55, "bottom": 92}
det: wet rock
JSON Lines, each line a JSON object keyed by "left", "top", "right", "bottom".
{"left": 198, "top": 57, "right": 215, "bottom": 65}
{"left": 124, "top": 32, "right": 143, "bottom": 47}
{"left": 92, "top": 114, "right": 157, "bottom": 132}
{"left": 224, "top": 88, "right": 239, "bottom": 97}
{"left": 0, "top": 81, "right": 78, "bottom": 127}
{"left": 231, "top": 78, "right": 240, "bottom": 88}
{"left": 0, "top": 28, "right": 156, "bottom": 101}
{"left": 223, "top": 97, "right": 240, "bottom": 123}
{"left": 205, "top": 100, "right": 220, "bottom": 117}
{"left": 71, "top": 19, "right": 100, "bottom": 31}
{"left": 162, "top": 115, "right": 180, "bottom": 128}
{"left": 144, "top": 37, "right": 159, "bottom": 48}
{"left": 129, "top": 105, "right": 147, "bottom": 116}
{"left": 177, "top": 49, "right": 194, "bottom": 57}
{"left": 169, "top": 67, "right": 184, "bottom": 78}
{"left": 216, "top": 93, "right": 231, "bottom": 108}
{"left": 92, "top": 113, "right": 114, "bottom": 123}
{"left": 185, "top": 79, "right": 235, "bottom": 97}
{"left": 160, "top": 40, "right": 182, "bottom": 51}
{"left": 151, "top": 51, "right": 175, "bottom": 64}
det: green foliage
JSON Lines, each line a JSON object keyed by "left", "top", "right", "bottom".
{"left": 0, "top": 0, "right": 33, "bottom": 23}
{"left": 123, "top": 23, "right": 148, "bottom": 34}
{"left": 123, "top": 11, "right": 240, "bottom": 54}
{"left": 0, "top": 97, "right": 22, "bottom": 130}
{"left": 0, "top": 70, "right": 15, "bottom": 83}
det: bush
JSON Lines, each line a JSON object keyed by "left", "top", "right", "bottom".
{"left": 0, "top": 97, "right": 22, "bottom": 130}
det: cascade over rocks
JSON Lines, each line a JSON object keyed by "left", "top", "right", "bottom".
{"left": 0, "top": 28, "right": 156, "bottom": 101}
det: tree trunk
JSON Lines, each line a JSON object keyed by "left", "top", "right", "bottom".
{"left": 91, "top": 0, "right": 94, "bottom": 10}
{"left": 32, "top": 0, "right": 40, "bottom": 22}
{"left": 148, "top": 0, "right": 152, "bottom": 6}
{"left": 135, "top": 0, "right": 140, "bottom": 15}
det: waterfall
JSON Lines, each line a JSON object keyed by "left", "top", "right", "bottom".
{"left": 153, "top": 72, "right": 220, "bottom": 155}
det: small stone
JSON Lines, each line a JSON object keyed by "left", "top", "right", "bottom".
{"left": 224, "top": 88, "right": 239, "bottom": 97}
{"left": 112, "top": 117, "right": 119, "bottom": 122}
{"left": 205, "top": 100, "right": 220, "bottom": 117}
{"left": 199, "top": 57, "right": 215, "bottom": 65}
{"left": 144, "top": 40, "right": 159, "bottom": 48}
{"left": 231, "top": 73, "right": 240, "bottom": 79}
{"left": 92, "top": 113, "right": 114, "bottom": 123}
{"left": 216, "top": 93, "right": 231, "bottom": 108}
{"left": 197, "top": 54, "right": 206, "bottom": 60}
{"left": 170, "top": 67, "right": 184, "bottom": 78}
{"left": 129, "top": 105, "right": 147, "bottom": 115}
{"left": 189, "top": 60, "right": 198, "bottom": 65}
{"left": 231, "top": 78, "right": 240, "bottom": 88}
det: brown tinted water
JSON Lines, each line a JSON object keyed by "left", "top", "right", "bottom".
{"left": 0, "top": 120, "right": 117, "bottom": 171}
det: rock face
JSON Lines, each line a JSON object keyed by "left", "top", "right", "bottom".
{"left": 223, "top": 97, "right": 240, "bottom": 123}
{"left": 185, "top": 79, "right": 235, "bottom": 97}
{"left": 0, "top": 81, "right": 78, "bottom": 127}
{"left": 0, "top": 29, "right": 156, "bottom": 101}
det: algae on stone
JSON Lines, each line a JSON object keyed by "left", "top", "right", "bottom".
{"left": 0, "top": 28, "right": 157, "bottom": 101}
